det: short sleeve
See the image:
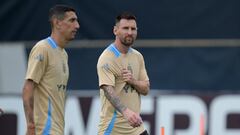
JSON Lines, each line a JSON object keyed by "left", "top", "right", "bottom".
{"left": 25, "top": 44, "right": 48, "bottom": 84}
{"left": 97, "top": 57, "right": 115, "bottom": 87}
{"left": 139, "top": 53, "right": 149, "bottom": 81}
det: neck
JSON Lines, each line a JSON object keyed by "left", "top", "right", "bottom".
{"left": 50, "top": 33, "right": 68, "bottom": 49}
{"left": 114, "top": 40, "right": 129, "bottom": 54}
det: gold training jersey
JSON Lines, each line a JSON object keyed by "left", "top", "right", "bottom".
{"left": 26, "top": 37, "right": 69, "bottom": 135}
{"left": 97, "top": 44, "right": 149, "bottom": 135}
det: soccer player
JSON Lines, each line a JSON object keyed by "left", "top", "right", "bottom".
{"left": 97, "top": 12, "right": 150, "bottom": 135}
{"left": 22, "top": 5, "right": 79, "bottom": 135}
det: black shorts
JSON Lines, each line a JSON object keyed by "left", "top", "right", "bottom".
{"left": 140, "top": 130, "right": 149, "bottom": 135}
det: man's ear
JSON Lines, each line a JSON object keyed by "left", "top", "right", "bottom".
{"left": 113, "top": 26, "right": 118, "bottom": 35}
{"left": 53, "top": 18, "right": 61, "bottom": 29}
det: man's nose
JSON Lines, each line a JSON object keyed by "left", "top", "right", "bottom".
{"left": 127, "top": 29, "right": 133, "bottom": 35}
{"left": 75, "top": 22, "right": 80, "bottom": 29}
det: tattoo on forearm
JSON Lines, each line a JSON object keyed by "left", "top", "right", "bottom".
{"left": 103, "top": 86, "right": 126, "bottom": 113}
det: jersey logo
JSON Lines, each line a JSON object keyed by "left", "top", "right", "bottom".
{"left": 123, "top": 84, "right": 135, "bottom": 93}
{"left": 127, "top": 64, "right": 133, "bottom": 73}
{"left": 34, "top": 54, "right": 44, "bottom": 61}
{"left": 123, "top": 64, "right": 134, "bottom": 93}
{"left": 57, "top": 84, "right": 66, "bottom": 92}
{"left": 102, "top": 63, "right": 110, "bottom": 71}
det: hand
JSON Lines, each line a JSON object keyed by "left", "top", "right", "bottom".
{"left": 122, "top": 108, "right": 143, "bottom": 127}
{"left": 26, "top": 124, "right": 35, "bottom": 135}
{"left": 122, "top": 68, "right": 135, "bottom": 84}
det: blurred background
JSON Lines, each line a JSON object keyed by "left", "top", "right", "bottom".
{"left": 0, "top": 0, "right": 240, "bottom": 135}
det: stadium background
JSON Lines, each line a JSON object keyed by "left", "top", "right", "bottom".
{"left": 0, "top": 0, "right": 240, "bottom": 135}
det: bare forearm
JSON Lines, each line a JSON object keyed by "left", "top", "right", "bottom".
{"left": 130, "top": 80, "right": 150, "bottom": 95}
{"left": 22, "top": 80, "right": 35, "bottom": 126}
{"left": 101, "top": 85, "right": 126, "bottom": 113}
{"left": 23, "top": 95, "right": 34, "bottom": 124}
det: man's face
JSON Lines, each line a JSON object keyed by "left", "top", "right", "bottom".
{"left": 114, "top": 19, "right": 137, "bottom": 47}
{"left": 58, "top": 11, "right": 80, "bottom": 41}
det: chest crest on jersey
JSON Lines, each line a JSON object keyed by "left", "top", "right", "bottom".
{"left": 127, "top": 64, "right": 133, "bottom": 74}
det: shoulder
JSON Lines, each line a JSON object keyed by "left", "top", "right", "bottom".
{"left": 31, "top": 39, "right": 50, "bottom": 52}
{"left": 130, "top": 48, "right": 143, "bottom": 58}
{"left": 62, "top": 49, "right": 68, "bottom": 58}
{"left": 99, "top": 45, "right": 117, "bottom": 60}
{"left": 97, "top": 45, "right": 117, "bottom": 67}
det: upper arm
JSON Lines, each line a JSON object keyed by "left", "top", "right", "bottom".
{"left": 100, "top": 84, "right": 114, "bottom": 92}
{"left": 23, "top": 79, "right": 35, "bottom": 93}
{"left": 139, "top": 54, "right": 149, "bottom": 81}
{"left": 97, "top": 57, "right": 115, "bottom": 87}
{"left": 26, "top": 45, "right": 48, "bottom": 84}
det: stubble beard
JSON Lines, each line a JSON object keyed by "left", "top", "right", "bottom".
{"left": 67, "top": 33, "right": 76, "bottom": 41}
{"left": 121, "top": 36, "right": 135, "bottom": 47}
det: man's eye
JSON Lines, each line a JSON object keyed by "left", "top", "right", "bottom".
{"left": 69, "top": 18, "right": 77, "bottom": 22}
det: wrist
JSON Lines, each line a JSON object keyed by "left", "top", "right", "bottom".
{"left": 129, "top": 79, "right": 137, "bottom": 88}
{"left": 122, "top": 107, "right": 128, "bottom": 115}
{"left": 27, "top": 123, "right": 35, "bottom": 129}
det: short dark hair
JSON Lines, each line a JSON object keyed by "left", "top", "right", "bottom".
{"left": 115, "top": 12, "right": 136, "bottom": 25}
{"left": 49, "top": 5, "right": 76, "bottom": 27}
